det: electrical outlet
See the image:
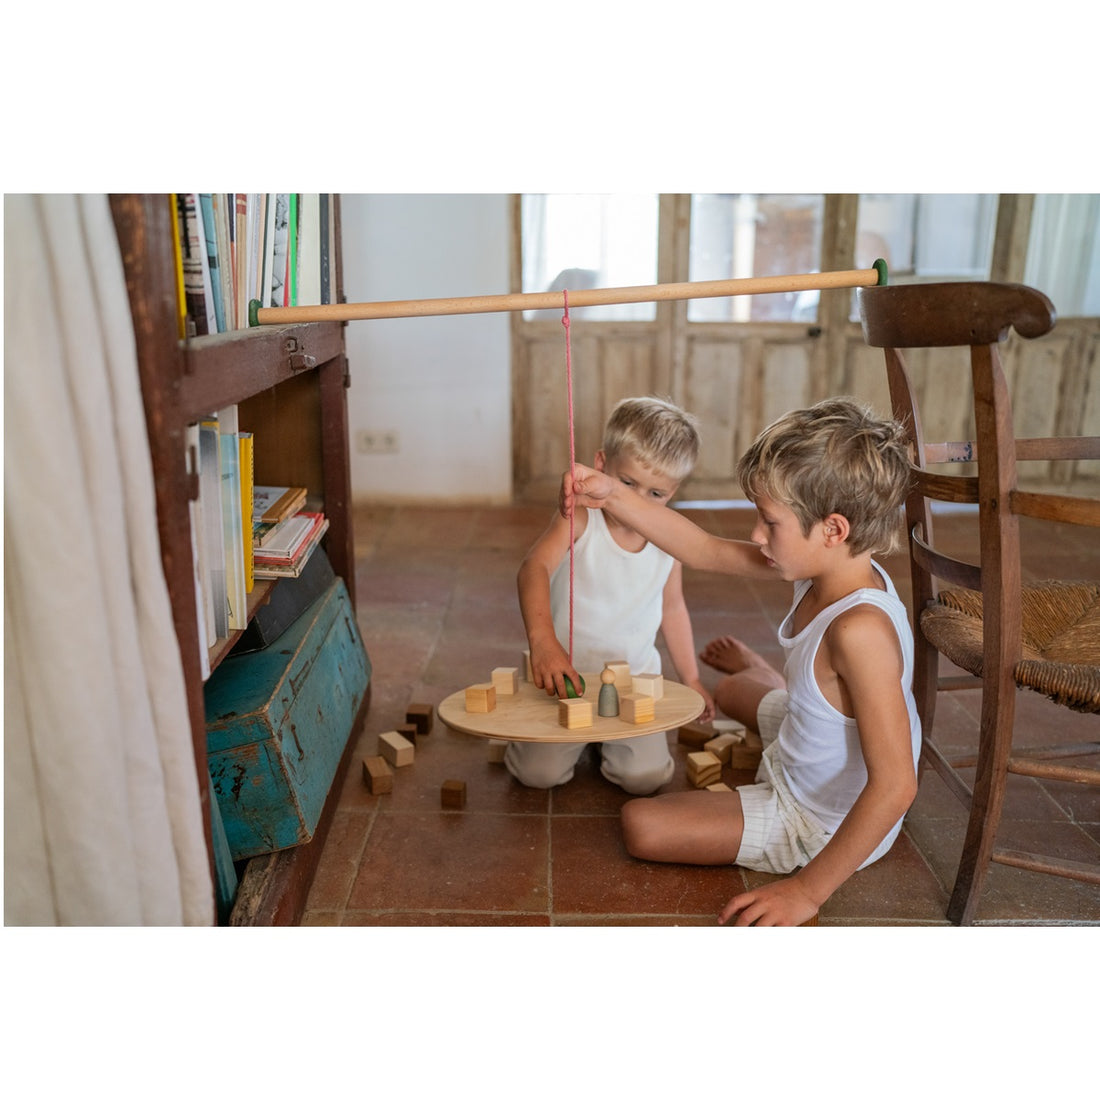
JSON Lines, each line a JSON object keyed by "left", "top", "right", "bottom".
{"left": 356, "top": 429, "right": 399, "bottom": 455}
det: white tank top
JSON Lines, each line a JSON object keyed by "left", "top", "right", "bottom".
{"left": 775, "top": 562, "right": 922, "bottom": 837}
{"left": 549, "top": 508, "right": 673, "bottom": 676}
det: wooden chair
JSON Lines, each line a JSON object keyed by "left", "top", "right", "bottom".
{"left": 858, "top": 281, "right": 1100, "bottom": 925}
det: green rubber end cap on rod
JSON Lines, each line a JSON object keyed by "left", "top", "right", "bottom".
{"left": 248, "top": 299, "right": 261, "bottom": 327}
{"left": 872, "top": 258, "right": 889, "bottom": 286}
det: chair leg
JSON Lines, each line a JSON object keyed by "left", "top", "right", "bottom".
{"left": 946, "top": 682, "right": 1017, "bottom": 925}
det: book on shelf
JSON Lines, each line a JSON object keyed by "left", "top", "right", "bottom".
{"left": 239, "top": 431, "right": 254, "bottom": 594}
{"left": 268, "top": 193, "right": 290, "bottom": 308}
{"left": 218, "top": 407, "right": 248, "bottom": 632}
{"left": 199, "top": 194, "right": 226, "bottom": 333}
{"left": 170, "top": 194, "right": 188, "bottom": 340}
{"left": 186, "top": 423, "right": 216, "bottom": 664}
{"left": 297, "top": 194, "right": 321, "bottom": 307}
{"left": 253, "top": 517, "right": 329, "bottom": 579}
{"left": 177, "top": 194, "right": 216, "bottom": 337}
{"left": 198, "top": 418, "right": 229, "bottom": 638}
{"left": 253, "top": 511, "right": 325, "bottom": 563}
{"left": 253, "top": 484, "right": 306, "bottom": 525}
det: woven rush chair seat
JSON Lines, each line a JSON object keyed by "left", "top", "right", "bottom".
{"left": 922, "top": 581, "right": 1100, "bottom": 712}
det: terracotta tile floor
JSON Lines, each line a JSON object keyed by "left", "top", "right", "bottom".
{"left": 302, "top": 503, "right": 1100, "bottom": 926}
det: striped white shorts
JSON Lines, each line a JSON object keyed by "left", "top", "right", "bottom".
{"left": 734, "top": 689, "right": 831, "bottom": 874}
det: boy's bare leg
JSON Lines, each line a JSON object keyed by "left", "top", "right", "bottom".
{"left": 621, "top": 790, "right": 744, "bottom": 864}
{"left": 699, "top": 635, "right": 786, "bottom": 730}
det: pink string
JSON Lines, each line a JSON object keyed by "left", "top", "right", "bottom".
{"left": 563, "top": 289, "right": 575, "bottom": 666}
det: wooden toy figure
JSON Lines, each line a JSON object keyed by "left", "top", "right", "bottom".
{"left": 598, "top": 667, "right": 620, "bottom": 717}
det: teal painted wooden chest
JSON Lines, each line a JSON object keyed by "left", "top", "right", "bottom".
{"left": 204, "top": 577, "right": 370, "bottom": 860}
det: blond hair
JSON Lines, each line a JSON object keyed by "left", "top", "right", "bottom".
{"left": 737, "top": 397, "right": 910, "bottom": 556}
{"left": 602, "top": 396, "right": 701, "bottom": 482}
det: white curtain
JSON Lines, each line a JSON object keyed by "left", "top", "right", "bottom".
{"left": 4, "top": 194, "right": 213, "bottom": 925}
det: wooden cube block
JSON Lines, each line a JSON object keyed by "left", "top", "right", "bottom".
{"left": 727, "top": 729, "right": 764, "bottom": 771}
{"left": 487, "top": 740, "right": 509, "bottom": 763}
{"left": 703, "top": 732, "right": 740, "bottom": 765}
{"left": 558, "top": 698, "right": 593, "bottom": 729}
{"left": 686, "top": 751, "right": 722, "bottom": 788}
{"left": 441, "top": 779, "right": 467, "bottom": 809}
{"left": 406, "top": 702, "right": 434, "bottom": 737}
{"left": 362, "top": 755, "right": 393, "bottom": 794}
{"left": 465, "top": 683, "right": 497, "bottom": 713}
{"left": 630, "top": 672, "right": 664, "bottom": 700}
{"left": 678, "top": 722, "right": 714, "bottom": 749}
{"left": 712, "top": 718, "right": 747, "bottom": 741}
{"left": 492, "top": 667, "right": 519, "bottom": 695}
{"left": 619, "top": 693, "right": 655, "bottom": 724}
{"left": 378, "top": 730, "right": 415, "bottom": 767}
{"left": 523, "top": 649, "right": 533, "bottom": 681}
{"left": 396, "top": 721, "right": 418, "bottom": 745}
{"left": 604, "top": 661, "right": 631, "bottom": 691}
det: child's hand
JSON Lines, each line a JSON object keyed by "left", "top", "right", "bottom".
{"left": 718, "top": 877, "right": 819, "bottom": 927}
{"left": 685, "top": 679, "right": 716, "bottom": 722}
{"left": 530, "top": 638, "right": 584, "bottom": 700}
{"left": 560, "top": 462, "right": 615, "bottom": 519}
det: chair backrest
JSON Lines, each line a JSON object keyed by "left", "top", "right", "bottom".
{"left": 857, "top": 281, "right": 1100, "bottom": 720}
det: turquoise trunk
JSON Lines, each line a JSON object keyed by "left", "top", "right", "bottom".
{"left": 204, "top": 577, "right": 370, "bottom": 860}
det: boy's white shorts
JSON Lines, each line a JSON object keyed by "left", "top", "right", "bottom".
{"left": 734, "top": 689, "right": 831, "bottom": 874}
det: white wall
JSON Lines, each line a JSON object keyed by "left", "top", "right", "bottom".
{"left": 341, "top": 194, "right": 513, "bottom": 505}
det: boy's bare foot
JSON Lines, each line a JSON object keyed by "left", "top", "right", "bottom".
{"left": 699, "top": 635, "right": 776, "bottom": 676}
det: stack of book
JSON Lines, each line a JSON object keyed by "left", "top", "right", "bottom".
{"left": 252, "top": 486, "right": 328, "bottom": 579}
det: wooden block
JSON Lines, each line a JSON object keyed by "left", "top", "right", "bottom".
{"left": 378, "top": 730, "right": 415, "bottom": 767}
{"left": 441, "top": 779, "right": 467, "bottom": 809}
{"left": 678, "top": 722, "right": 714, "bottom": 749}
{"left": 631, "top": 672, "right": 664, "bottom": 700}
{"left": 604, "top": 661, "right": 631, "bottom": 691}
{"left": 406, "top": 702, "right": 434, "bottom": 736}
{"left": 465, "top": 683, "right": 497, "bottom": 713}
{"left": 492, "top": 667, "right": 519, "bottom": 695}
{"left": 712, "top": 718, "right": 746, "bottom": 741}
{"left": 522, "top": 649, "right": 533, "bottom": 681}
{"left": 727, "top": 729, "right": 764, "bottom": 771}
{"left": 619, "top": 693, "right": 655, "bottom": 724}
{"left": 362, "top": 755, "right": 393, "bottom": 794}
{"left": 396, "top": 721, "right": 418, "bottom": 745}
{"left": 487, "top": 740, "right": 509, "bottom": 763}
{"left": 703, "top": 732, "right": 740, "bottom": 764}
{"left": 706, "top": 781, "right": 734, "bottom": 792}
{"left": 686, "top": 751, "right": 722, "bottom": 788}
{"left": 558, "top": 697, "right": 593, "bottom": 729}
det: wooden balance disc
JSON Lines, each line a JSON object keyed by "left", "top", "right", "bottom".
{"left": 438, "top": 675, "right": 705, "bottom": 744}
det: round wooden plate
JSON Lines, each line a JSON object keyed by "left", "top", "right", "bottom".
{"left": 438, "top": 675, "right": 705, "bottom": 743}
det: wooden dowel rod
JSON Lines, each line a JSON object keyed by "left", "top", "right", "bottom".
{"left": 252, "top": 264, "right": 887, "bottom": 325}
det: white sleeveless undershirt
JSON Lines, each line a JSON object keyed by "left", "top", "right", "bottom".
{"left": 774, "top": 561, "right": 922, "bottom": 835}
{"left": 549, "top": 508, "right": 673, "bottom": 676}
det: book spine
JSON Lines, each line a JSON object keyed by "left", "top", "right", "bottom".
{"left": 199, "top": 194, "right": 226, "bottom": 333}
{"left": 239, "top": 431, "right": 254, "bottom": 593}
{"left": 218, "top": 406, "right": 247, "bottom": 631}
{"left": 199, "top": 419, "right": 228, "bottom": 637}
{"left": 269, "top": 194, "right": 290, "bottom": 308}
{"left": 319, "top": 194, "right": 331, "bottom": 305}
{"left": 178, "top": 194, "right": 210, "bottom": 337}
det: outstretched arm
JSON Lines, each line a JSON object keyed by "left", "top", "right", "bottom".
{"left": 562, "top": 463, "right": 773, "bottom": 580}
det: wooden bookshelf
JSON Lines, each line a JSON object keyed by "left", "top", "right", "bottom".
{"left": 110, "top": 194, "right": 368, "bottom": 925}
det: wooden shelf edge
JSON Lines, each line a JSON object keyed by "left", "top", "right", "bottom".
{"left": 179, "top": 322, "right": 345, "bottom": 422}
